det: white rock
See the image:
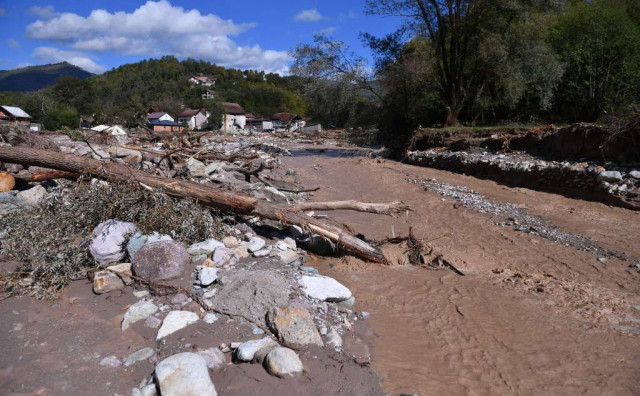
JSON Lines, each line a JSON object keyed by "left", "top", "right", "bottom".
{"left": 139, "top": 384, "right": 157, "bottom": 396}
{"left": 99, "top": 355, "right": 122, "bottom": 368}
{"left": 197, "top": 267, "right": 218, "bottom": 286}
{"left": 212, "top": 246, "right": 238, "bottom": 266}
{"left": 187, "top": 239, "right": 224, "bottom": 256}
{"left": 123, "top": 347, "right": 155, "bottom": 366}
{"left": 264, "top": 347, "right": 304, "bottom": 378}
{"left": 283, "top": 237, "right": 296, "bottom": 249}
{"left": 276, "top": 241, "right": 290, "bottom": 251}
{"left": 246, "top": 237, "right": 266, "bottom": 252}
{"left": 278, "top": 249, "right": 299, "bottom": 265}
{"left": 326, "top": 328, "right": 343, "bottom": 348}
{"left": 89, "top": 220, "right": 138, "bottom": 266}
{"left": 299, "top": 275, "right": 352, "bottom": 302}
{"left": 598, "top": 170, "right": 623, "bottom": 182}
{"left": 222, "top": 236, "right": 240, "bottom": 248}
{"left": 155, "top": 353, "right": 217, "bottom": 396}
{"left": 253, "top": 247, "right": 271, "bottom": 257}
{"left": 157, "top": 311, "right": 199, "bottom": 340}
{"left": 630, "top": 170, "right": 640, "bottom": 179}
{"left": 235, "top": 337, "right": 277, "bottom": 362}
{"left": 203, "top": 313, "right": 218, "bottom": 324}
{"left": 145, "top": 315, "right": 162, "bottom": 329}
{"left": 122, "top": 300, "right": 158, "bottom": 331}
{"left": 133, "top": 290, "right": 149, "bottom": 298}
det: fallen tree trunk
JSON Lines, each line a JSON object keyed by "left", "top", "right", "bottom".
{"left": 290, "top": 200, "right": 411, "bottom": 216}
{"left": 0, "top": 146, "right": 389, "bottom": 263}
{"left": 14, "top": 170, "right": 79, "bottom": 182}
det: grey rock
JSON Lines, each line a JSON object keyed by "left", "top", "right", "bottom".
{"left": 630, "top": 170, "right": 640, "bottom": 179}
{"left": 93, "top": 270, "right": 124, "bottom": 294}
{"left": 17, "top": 185, "right": 46, "bottom": 206}
{"left": 278, "top": 249, "right": 299, "bottom": 264}
{"left": 157, "top": 311, "right": 199, "bottom": 340}
{"left": 139, "top": 384, "right": 157, "bottom": 396}
{"left": 211, "top": 271, "right": 290, "bottom": 328}
{"left": 264, "top": 347, "right": 304, "bottom": 378}
{"left": 234, "top": 223, "right": 256, "bottom": 237}
{"left": 127, "top": 232, "right": 173, "bottom": 260}
{"left": 133, "top": 290, "right": 150, "bottom": 298}
{"left": 197, "top": 347, "right": 226, "bottom": 370}
{"left": 305, "top": 234, "right": 336, "bottom": 256}
{"left": 155, "top": 353, "right": 217, "bottom": 396}
{"left": 598, "top": 170, "right": 623, "bottom": 183}
{"left": 267, "top": 307, "right": 323, "bottom": 349}
{"left": 0, "top": 192, "right": 26, "bottom": 215}
{"left": 299, "top": 275, "right": 352, "bottom": 302}
{"left": 122, "top": 300, "right": 159, "bottom": 330}
{"left": 124, "top": 347, "right": 155, "bottom": 366}
{"left": 89, "top": 220, "right": 138, "bottom": 266}
{"left": 186, "top": 158, "right": 206, "bottom": 177}
{"left": 132, "top": 241, "right": 189, "bottom": 281}
{"left": 338, "top": 296, "right": 356, "bottom": 308}
{"left": 283, "top": 237, "right": 296, "bottom": 250}
{"left": 99, "top": 355, "right": 122, "bottom": 368}
{"left": 253, "top": 247, "right": 271, "bottom": 257}
{"left": 204, "top": 161, "right": 225, "bottom": 175}
{"left": 187, "top": 239, "right": 224, "bottom": 256}
{"left": 145, "top": 315, "right": 162, "bottom": 329}
{"left": 170, "top": 293, "right": 188, "bottom": 305}
{"left": 251, "top": 342, "right": 278, "bottom": 364}
{"left": 235, "top": 337, "right": 277, "bottom": 362}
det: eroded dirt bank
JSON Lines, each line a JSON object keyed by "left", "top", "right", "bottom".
{"left": 282, "top": 152, "right": 640, "bottom": 395}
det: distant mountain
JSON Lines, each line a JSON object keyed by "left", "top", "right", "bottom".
{"left": 0, "top": 62, "right": 94, "bottom": 92}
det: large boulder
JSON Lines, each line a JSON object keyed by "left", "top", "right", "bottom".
{"left": 127, "top": 232, "right": 173, "bottom": 260}
{"left": 235, "top": 337, "right": 278, "bottom": 362}
{"left": 299, "top": 275, "right": 352, "bottom": 302}
{"left": 155, "top": 353, "right": 217, "bottom": 396}
{"left": 132, "top": 241, "right": 189, "bottom": 281}
{"left": 267, "top": 306, "right": 323, "bottom": 349}
{"left": 211, "top": 271, "right": 290, "bottom": 328}
{"left": 17, "top": 185, "right": 46, "bottom": 206}
{"left": 89, "top": 220, "right": 138, "bottom": 266}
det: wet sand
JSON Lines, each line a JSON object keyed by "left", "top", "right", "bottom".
{"left": 282, "top": 154, "right": 640, "bottom": 395}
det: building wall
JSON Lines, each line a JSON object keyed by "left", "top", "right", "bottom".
{"left": 222, "top": 114, "right": 246, "bottom": 132}
{"left": 153, "top": 125, "right": 183, "bottom": 133}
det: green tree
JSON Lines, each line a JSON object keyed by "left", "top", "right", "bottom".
{"left": 550, "top": 0, "right": 640, "bottom": 120}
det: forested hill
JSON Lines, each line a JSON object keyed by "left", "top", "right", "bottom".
{"left": 0, "top": 56, "right": 308, "bottom": 130}
{"left": 0, "top": 62, "right": 93, "bottom": 92}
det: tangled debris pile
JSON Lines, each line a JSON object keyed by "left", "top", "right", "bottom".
{"left": 0, "top": 124, "right": 393, "bottom": 394}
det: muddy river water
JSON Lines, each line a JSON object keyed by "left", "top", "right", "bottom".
{"left": 282, "top": 151, "right": 640, "bottom": 395}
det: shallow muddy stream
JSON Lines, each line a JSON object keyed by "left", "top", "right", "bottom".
{"left": 282, "top": 151, "right": 640, "bottom": 395}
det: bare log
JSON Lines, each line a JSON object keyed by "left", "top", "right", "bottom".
{"left": 289, "top": 200, "right": 412, "bottom": 215}
{"left": 0, "top": 146, "right": 387, "bottom": 263}
{"left": 14, "top": 170, "right": 79, "bottom": 182}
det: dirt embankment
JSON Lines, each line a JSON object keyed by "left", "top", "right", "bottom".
{"left": 406, "top": 123, "right": 640, "bottom": 210}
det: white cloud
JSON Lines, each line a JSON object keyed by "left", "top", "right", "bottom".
{"left": 6, "top": 39, "right": 20, "bottom": 49}
{"left": 32, "top": 47, "right": 106, "bottom": 74}
{"left": 294, "top": 9, "right": 323, "bottom": 22}
{"left": 315, "top": 27, "right": 336, "bottom": 35}
{"left": 28, "top": 5, "right": 58, "bottom": 20}
{"left": 25, "top": 1, "right": 291, "bottom": 73}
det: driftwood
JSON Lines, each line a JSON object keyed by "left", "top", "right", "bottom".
{"left": 14, "top": 170, "right": 79, "bottom": 182}
{"left": 290, "top": 200, "right": 411, "bottom": 215}
{"left": 0, "top": 146, "right": 392, "bottom": 263}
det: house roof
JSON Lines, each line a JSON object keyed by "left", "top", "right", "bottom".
{"left": 271, "top": 113, "right": 300, "bottom": 124}
{"left": 178, "top": 108, "right": 205, "bottom": 117}
{"left": 91, "top": 125, "right": 110, "bottom": 132}
{"left": 149, "top": 120, "right": 183, "bottom": 126}
{"left": 222, "top": 102, "right": 246, "bottom": 115}
{"left": 191, "top": 75, "right": 216, "bottom": 82}
{"left": 0, "top": 105, "right": 31, "bottom": 119}
{"left": 147, "top": 111, "right": 168, "bottom": 119}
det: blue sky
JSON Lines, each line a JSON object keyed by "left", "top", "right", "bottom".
{"left": 0, "top": 0, "right": 401, "bottom": 74}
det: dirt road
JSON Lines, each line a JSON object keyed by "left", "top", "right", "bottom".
{"left": 282, "top": 152, "right": 640, "bottom": 395}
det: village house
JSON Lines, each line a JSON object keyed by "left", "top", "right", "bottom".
{"left": 245, "top": 114, "right": 274, "bottom": 132}
{"left": 189, "top": 75, "right": 216, "bottom": 87}
{"left": 221, "top": 102, "right": 246, "bottom": 133}
{"left": 147, "top": 111, "right": 174, "bottom": 123}
{"left": 148, "top": 119, "right": 184, "bottom": 133}
{"left": 178, "top": 108, "right": 209, "bottom": 130}
{"left": 0, "top": 105, "right": 31, "bottom": 124}
{"left": 271, "top": 113, "right": 304, "bottom": 132}
{"left": 202, "top": 90, "right": 215, "bottom": 100}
